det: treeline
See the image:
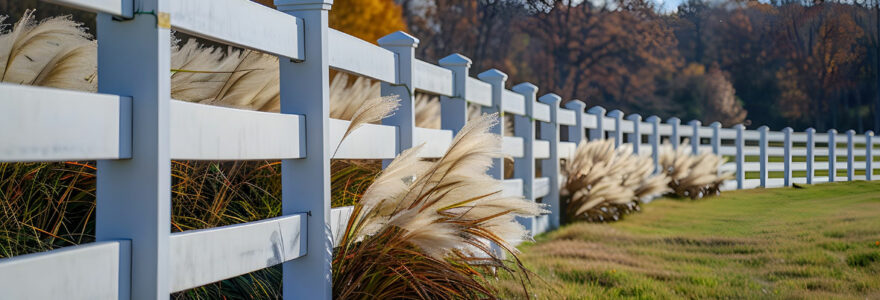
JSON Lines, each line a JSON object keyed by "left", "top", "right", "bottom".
{"left": 401, "top": 0, "right": 880, "bottom": 131}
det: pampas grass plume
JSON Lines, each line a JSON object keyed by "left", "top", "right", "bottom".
{"left": 563, "top": 139, "right": 669, "bottom": 221}
{"left": 334, "top": 114, "right": 544, "bottom": 298}
{"left": 659, "top": 140, "right": 733, "bottom": 199}
{"left": 0, "top": 10, "right": 96, "bottom": 91}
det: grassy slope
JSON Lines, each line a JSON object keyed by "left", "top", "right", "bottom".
{"left": 495, "top": 181, "right": 880, "bottom": 299}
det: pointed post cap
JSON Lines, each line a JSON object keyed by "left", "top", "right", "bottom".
{"left": 538, "top": 93, "right": 562, "bottom": 105}
{"left": 439, "top": 53, "right": 472, "bottom": 68}
{"left": 587, "top": 106, "right": 606, "bottom": 115}
{"left": 710, "top": 121, "right": 722, "bottom": 128}
{"left": 646, "top": 115, "right": 661, "bottom": 123}
{"left": 626, "top": 113, "right": 642, "bottom": 121}
{"left": 607, "top": 109, "right": 624, "bottom": 118}
{"left": 275, "top": 0, "right": 333, "bottom": 10}
{"left": 511, "top": 82, "right": 538, "bottom": 95}
{"left": 378, "top": 31, "right": 419, "bottom": 48}
{"left": 478, "top": 69, "right": 508, "bottom": 82}
{"left": 565, "top": 100, "right": 586, "bottom": 111}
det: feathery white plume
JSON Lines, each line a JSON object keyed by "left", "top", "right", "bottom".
{"left": 0, "top": 10, "right": 96, "bottom": 91}
{"left": 347, "top": 114, "right": 546, "bottom": 259}
{"left": 563, "top": 139, "right": 670, "bottom": 221}
{"left": 659, "top": 140, "right": 733, "bottom": 199}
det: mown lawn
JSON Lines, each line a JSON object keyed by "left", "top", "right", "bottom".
{"left": 495, "top": 181, "right": 880, "bottom": 299}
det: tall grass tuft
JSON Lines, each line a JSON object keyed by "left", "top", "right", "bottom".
{"left": 561, "top": 140, "right": 669, "bottom": 223}
{"left": 658, "top": 142, "right": 733, "bottom": 199}
{"left": 0, "top": 162, "right": 96, "bottom": 258}
{"left": 333, "top": 114, "right": 545, "bottom": 299}
{"left": 168, "top": 161, "right": 285, "bottom": 298}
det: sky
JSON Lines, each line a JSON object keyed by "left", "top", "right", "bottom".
{"left": 658, "top": 0, "right": 687, "bottom": 12}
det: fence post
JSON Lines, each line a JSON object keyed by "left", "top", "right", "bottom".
{"left": 512, "top": 83, "right": 538, "bottom": 235}
{"left": 275, "top": 1, "right": 333, "bottom": 299}
{"left": 846, "top": 130, "right": 855, "bottom": 181}
{"left": 710, "top": 122, "right": 721, "bottom": 155}
{"left": 479, "top": 69, "right": 508, "bottom": 180}
{"left": 806, "top": 128, "right": 815, "bottom": 184}
{"left": 828, "top": 129, "right": 837, "bottom": 182}
{"left": 668, "top": 117, "right": 681, "bottom": 150}
{"left": 759, "top": 126, "right": 769, "bottom": 187}
{"left": 627, "top": 114, "right": 642, "bottom": 154}
{"left": 867, "top": 131, "right": 874, "bottom": 181}
{"left": 95, "top": 5, "right": 170, "bottom": 299}
{"left": 538, "top": 94, "right": 562, "bottom": 230}
{"left": 439, "top": 54, "right": 471, "bottom": 134}
{"left": 647, "top": 116, "right": 661, "bottom": 173}
{"left": 378, "top": 32, "right": 418, "bottom": 160}
{"left": 689, "top": 120, "right": 701, "bottom": 154}
{"left": 734, "top": 124, "right": 745, "bottom": 189}
{"left": 587, "top": 106, "right": 606, "bottom": 140}
{"left": 783, "top": 127, "right": 793, "bottom": 187}
{"left": 565, "top": 100, "right": 586, "bottom": 145}
{"left": 607, "top": 110, "right": 624, "bottom": 148}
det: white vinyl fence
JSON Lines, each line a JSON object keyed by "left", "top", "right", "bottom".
{"left": 0, "top": 0, "right": 878, "bottom": 299}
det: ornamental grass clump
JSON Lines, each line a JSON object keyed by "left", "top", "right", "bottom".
{"left": 659, "top": 142, "right": 733, "bottom": 199}
{"left": 561, "top": 139, "right": 669, "bottom": 223}
{"left": 333, "top": 114, "right": 546, "bottom": 299}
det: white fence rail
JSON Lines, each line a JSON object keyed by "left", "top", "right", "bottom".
{"left": 1, "top": 0, "right": 878, "bottom": 299}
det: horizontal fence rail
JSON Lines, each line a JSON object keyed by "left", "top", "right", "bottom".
{"left": 169, "top": 214, "right": 307, "bottom": 292}
{"left": 0, "top": 84, "right": 131, "bottom": 162}
{"left": 0, "top": 241, "right": 131, "bottom": 300}
{"left": 1, "top": 0, "right": 878, "bottom": 299}
{"left": 45, "top": 0, "right": 131, "bottom": 18}
{"left": 169, "top": 0, "right": 304, "bottom": 59}
{"left": 170, "top": 100, "right": 307, "bottom": 160}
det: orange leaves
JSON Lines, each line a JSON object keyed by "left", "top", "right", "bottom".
{"left": 254, "top": 0, "right": 407, "bottom": 44}
{"left": 329, "top": 0, "right": 407, "bottom": 44}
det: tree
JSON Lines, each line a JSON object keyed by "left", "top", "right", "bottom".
{"left": 520, "top": 0, "right": 682, "bottom": 112}
{"left": 399, "top": 0, "right": 529, "bottom": 74}
{"left": 672, "top": 64, "right": 748, "bottom": 126}
{"left": 254, "top": 0, "right": 406, "bottom": 44}
{"left": 329, "top": 0, "right": 406, "bottom": 43}
{"left": 774, "top": 3, "right": 866, "bottom": 130}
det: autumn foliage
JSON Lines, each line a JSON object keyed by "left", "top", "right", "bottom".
{"left": 253, "top": 0, "right": 406, "bottom": 44}
{"left": 329, "top": 0, "right": 406, "bottom": 43}
{"left": 403, "top": 0, "right": 880, "bottom": 132}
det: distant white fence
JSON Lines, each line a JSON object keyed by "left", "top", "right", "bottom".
{"left": 0, "top": 0, "right": 877, "bottom": 299}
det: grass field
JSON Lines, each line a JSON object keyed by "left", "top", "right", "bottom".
{"left": 495, "top": 181, "right": 880, "bottom": 299}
